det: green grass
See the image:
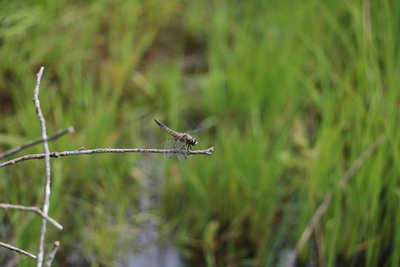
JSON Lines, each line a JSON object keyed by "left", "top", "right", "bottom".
{"left": 1, "top": 0, "right": 400, "bottom": 266}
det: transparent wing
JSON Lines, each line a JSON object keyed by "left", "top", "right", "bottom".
{"left": 177, "top": 146, "right": 188, "bottom": 163}
{"left": 185, "top": 126, "right": 210, "bottom": 135}
{"left": 164, "top": 139, "right": 176, "bottom": 161}
{"left": 163, "top": 139, "right": 188, "bottom": 162}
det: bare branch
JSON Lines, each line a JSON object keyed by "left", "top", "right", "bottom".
{"left": 33, "top": 66, "right": 51, "bottom": 267}
{"left": 44, "top": 241, "right": 60, "bottom": 267}
{"left": 0, "top": 127, "right": 74, "bottom": 160}
{"left": 0, "top": 147, "right": 215, "bottom": 169}
{"left": 0, "top": 241, "right": 37, "bottom": 259}
{"left": 284, "top": 134, "right": 385, "bottom": 267}
{"left": 0, "top": 204, "right": 63, "bottom": 230}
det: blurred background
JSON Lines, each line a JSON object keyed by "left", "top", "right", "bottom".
{"left": 0, "top": 0, "right": 399, "bottom": 266}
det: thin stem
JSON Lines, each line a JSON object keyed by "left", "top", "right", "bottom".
{"left": 0, "top": 127, "right": 74, "bottom": 160}
{"left": 33, "top": 66, "right": 51, "bottom": 267}
{"left": 0, "top": 147, "right": 215, "bottom": 169}
{"left": 0, "top": 204, "right": 63, "bottom": 230}
{"left": 0, "top": 241, "right": 37, "bottom": 259}
{"left": 44, "top": 241, "right": 60, "bottom": 267}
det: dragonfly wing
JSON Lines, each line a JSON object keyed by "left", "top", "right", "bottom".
{"left": 176, "top": 143, "right": 188, "bottom": 162}
{"left": 177, "top": 152, "right": 187, "bottom": 162}
{"left": 185, "top": 126, "right": 210, "bottom": 135}
{"left": 163, "top": 139, "right": 188, "bottom": 162}
{"left": 164, "top": 139, "right": 176, "bottom": 161}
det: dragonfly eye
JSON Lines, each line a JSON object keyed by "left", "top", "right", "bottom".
{"left": 190, "top": 138, "right": 198, "bottom": 145}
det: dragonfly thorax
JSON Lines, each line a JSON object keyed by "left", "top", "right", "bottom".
{"left": 178, "top": 133, "right": 197, "bottom": 146}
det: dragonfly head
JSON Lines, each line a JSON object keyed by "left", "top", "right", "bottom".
{"left": 189, "top": 137, "right": 198, "bottom": 146}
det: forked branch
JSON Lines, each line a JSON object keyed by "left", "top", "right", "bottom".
{"left": 0, "top": 204, "right": 62, "bottom": 230}
{"left": 0, "top": 127, "right": 74, "bottom": 160}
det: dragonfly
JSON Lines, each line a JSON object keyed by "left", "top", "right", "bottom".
{"left": 154, "top": 119, "right": 208, "bottom": 162}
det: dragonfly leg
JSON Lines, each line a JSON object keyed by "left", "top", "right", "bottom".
{"left": 172, "top": 141, "right": 187, "bottom": 160}
{"left": 179, "top": 143, "right": 188, "bottom": 160}
{"left": 167, "top": 141, "right": 180, "bottom": 160}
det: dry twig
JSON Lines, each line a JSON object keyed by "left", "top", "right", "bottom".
{"left": 44, "top": 241, "right": 60, "bottom": 267}
{"left": 33, "top": 67, "right": 51, "bottom": 267}
{"left": 0, "top": 147, "right": 214, "bottom": 169}
{"left": 0, "top": 127, "right": 74, "bottom": 160}
{"left": 0, "top": 203, "right": 62, "bottom": 230}
{"left": 0, "top": 241, "right": 36, "bottom": 259}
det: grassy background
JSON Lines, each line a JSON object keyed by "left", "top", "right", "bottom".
{"left": 1, "top": 0, "right": 399, "bottom": 266}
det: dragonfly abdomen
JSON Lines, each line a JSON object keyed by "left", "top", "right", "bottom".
{"left": 154, "top": 119, "right": 177, "bottom": 136}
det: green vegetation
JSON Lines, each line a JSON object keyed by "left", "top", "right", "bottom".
{"left": 1, "top": 0, "right": 399, "bottom": 266}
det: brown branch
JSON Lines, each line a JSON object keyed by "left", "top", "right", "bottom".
{"left": 0, "top": 204, "right": 63, "bottom": 230}
{"left": 284, "top": 134, "right": 385, "bottom": 267}
{"left": 0, "top": 147, "right": 215, "bottom": 169}
{"left": 33, "top": 66, "right": 51, "bottom": 267}
{"left": 0, "top": 127, "right": 74, "bottom": 160}
{"left": 0, "top": 241, "right": 37, "bottom": 259}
